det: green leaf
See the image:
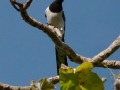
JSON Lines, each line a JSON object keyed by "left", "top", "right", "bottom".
{"left": 79, "top": 72, "right": 104, "bottom": 90}
{"left": 59, "top": 67, "right": 80, "bottom": 90}
{"left": 59, "top": 62, "right": 104, "bottom": 90}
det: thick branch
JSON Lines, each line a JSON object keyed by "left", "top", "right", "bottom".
{"left": 94, "top": 60, "right": 120, "bottom": 69}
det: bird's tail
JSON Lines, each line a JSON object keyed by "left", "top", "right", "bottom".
{"left": 55, "top": 38, "right": 68, "bottom": 75}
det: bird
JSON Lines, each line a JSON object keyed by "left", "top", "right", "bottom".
{"left": 45, "top": 0, "right": 68, "bottom": 75}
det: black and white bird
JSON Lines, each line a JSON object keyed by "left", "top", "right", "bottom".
{"left": 45, "top": 0, "right": 68, "bottom": 74}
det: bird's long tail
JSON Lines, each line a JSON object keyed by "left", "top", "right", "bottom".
{"left": 55, "top": 38, "right": 68, "bottom": 75}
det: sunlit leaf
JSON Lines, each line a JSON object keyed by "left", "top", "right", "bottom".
{"left": 59, "top": 62, "right": 104, "bottom": 90}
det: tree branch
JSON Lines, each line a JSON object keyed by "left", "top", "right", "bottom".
{"left": 9, "top": 0, "right": 84, "bottom": 63}
{"left": 0, "top": 76, "right": 58, "bottom": 90}
{"left": 0, "top": 82, "right": 31, "bottom": 90}
{"left": 9, "top": 0, "right": 120, "bottom": 68}
{"left": 92, "top": 36, "right": 120, "bottom": 63}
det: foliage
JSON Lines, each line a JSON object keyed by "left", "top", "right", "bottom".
{"left": 31, "top": 78, "right": 55, "bottom": 90}
{"left": 59, "top": 62, "right": 104, "bottom": 90}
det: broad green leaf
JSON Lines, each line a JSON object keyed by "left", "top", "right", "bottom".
{"left": 59, "top": 62, "right": 104, "bottom": 90}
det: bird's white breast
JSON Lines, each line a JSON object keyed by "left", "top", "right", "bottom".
{"left": 45, "top": 7, "right": 65, "bottom": 34}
